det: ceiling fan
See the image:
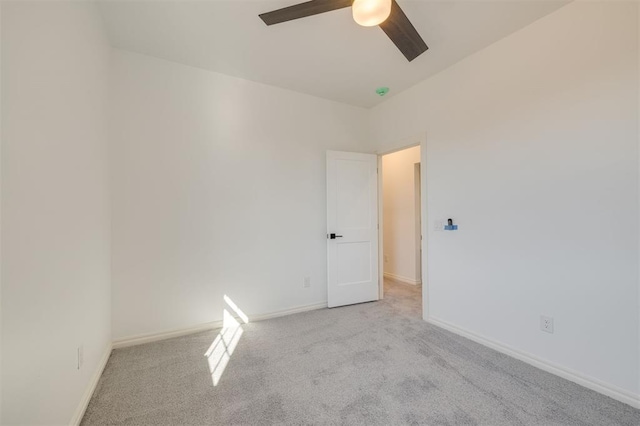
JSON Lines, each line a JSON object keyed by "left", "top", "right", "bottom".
{"left": 259, "top": 0, "right": 428, "bottom": 62}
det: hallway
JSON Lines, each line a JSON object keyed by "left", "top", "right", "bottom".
{"left": 383, "top": 277, "right": 422, "bottom": 319}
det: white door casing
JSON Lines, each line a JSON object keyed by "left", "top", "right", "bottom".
{"left": 326, "top": 151, "right": 379, "bottom": 308}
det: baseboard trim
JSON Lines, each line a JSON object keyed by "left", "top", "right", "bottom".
{"left": 113, "top": 301, "right": 327, "bottom": 350}
{"left": 249, "top": 302, "right": 327, "bottom": 322}
{"left": 113, "top": 321, "right": 224, "bottom": 349}
{"left": 384, "top": 272, "right": 421, "bottom": 286}
{"left": 427, "top": 316, "right": 640, "bottom": 409}
{"left": 70, "top": 343, "right": 112, "bottom": 426}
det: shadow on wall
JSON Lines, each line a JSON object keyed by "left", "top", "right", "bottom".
{"left": 204, "top": 295, "right": 249, "bottom": 386}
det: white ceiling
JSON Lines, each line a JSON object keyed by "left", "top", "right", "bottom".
{"left": 98, "top": 0, "right": 569, "bottom": 108}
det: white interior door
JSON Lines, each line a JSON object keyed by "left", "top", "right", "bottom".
{"left": 327, "top": 151, "right": 379, "bottom": 308}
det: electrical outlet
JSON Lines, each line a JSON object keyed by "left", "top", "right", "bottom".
{"left": 540, "top": 316, "right": 554, "bottom": 334}
{"left": 77, "top": 346, "right": 84, "bottom": 370}
{"left": 303, "top": 277, "right": 311, "bottom": 288}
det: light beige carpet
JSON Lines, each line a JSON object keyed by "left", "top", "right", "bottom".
{"left": 82, "top": 280, "right": 640, "bottom": 425}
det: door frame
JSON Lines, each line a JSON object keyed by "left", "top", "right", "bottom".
{"left": 377, "top": 133, "right": 428, "bottom": 320}
{"left": 414, "top": 162, "right": 422, "bottom": 283}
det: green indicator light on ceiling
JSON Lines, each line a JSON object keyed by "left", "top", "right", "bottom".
{"left": 376, "top": 87, "right": 389, "bottom": 96}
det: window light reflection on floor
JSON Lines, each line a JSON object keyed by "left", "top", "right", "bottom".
{"left": 204, "top": 295, "right": 249, "bottom": 386}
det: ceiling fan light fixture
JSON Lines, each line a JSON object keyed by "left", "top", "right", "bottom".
{"left": 352, "top": 0, "right": 392, "bottom": 27}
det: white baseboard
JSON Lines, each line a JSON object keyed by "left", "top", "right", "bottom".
{"left": 113, "top": 320, "right": 224, "bottom": 349}
{"left": 427, "top": 316, "right": 640, "bottom": 409}
{"left": 112, "top": 301, "right": 327, "bottom": 349}
{"left": 384, "top": 272, "right": 421, "bottom": 286}
{"left": 70, "top": 343, "right": 112, "bottom": 426}
{"left": 249, "top": 302, "right": 327, "bottom": 322}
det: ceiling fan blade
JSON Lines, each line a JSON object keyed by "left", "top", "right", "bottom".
{"left": 379, "top": 0, "right": 428, "bottom": 62}
{"left": 259, "top": 0, "right": 353, "bottom": 26}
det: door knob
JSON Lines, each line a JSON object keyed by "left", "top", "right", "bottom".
{"left": 329, "top": 233, "right": 343, "bottom": 239}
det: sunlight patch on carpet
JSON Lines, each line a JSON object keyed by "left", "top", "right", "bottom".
{"left": 204, "top": 295, "right": 248, "bottom": 386}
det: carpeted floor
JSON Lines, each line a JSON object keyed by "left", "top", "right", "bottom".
{"left": 83, "top": 280, "right": 640, "bottom": 425}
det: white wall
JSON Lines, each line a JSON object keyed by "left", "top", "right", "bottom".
{"left": 1, "top": 2, "right": 112, "bottom": 424}
{"left": 382, "top": 146, "right": 421, "bottom": 284}
{"left": 1, "top": 3, "right": 3, "bottom": 421}
{"left": 110, "top": 50, "right": 370, "bottom": 340}
{"left": 371, "top": 1, "right": 640, "bottom": 401}
{"left": 1, "top": 2, "right": 4, "bottom": 421}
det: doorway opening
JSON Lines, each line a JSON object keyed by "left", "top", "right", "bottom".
{"left": 380, "top": 145, "right": 422, "bottom": 317}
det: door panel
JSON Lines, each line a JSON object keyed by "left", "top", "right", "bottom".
{"left": 327, "top": 151, "right": 379, "bottom": 308}
{"left": 337, "top": 241, "right": 372, "bottom": 284}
